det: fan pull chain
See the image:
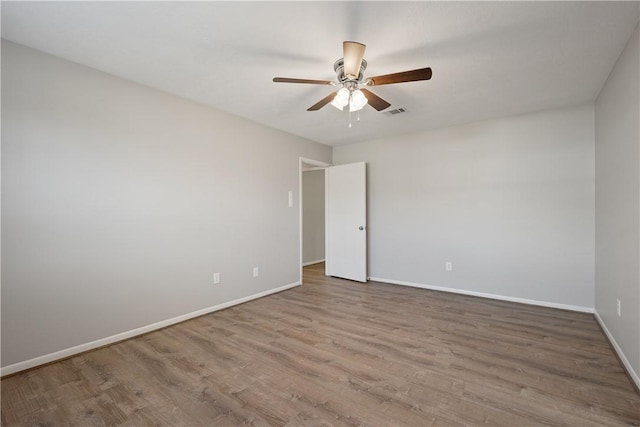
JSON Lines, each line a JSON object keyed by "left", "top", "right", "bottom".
{"left": 357, "top": 110, "right": 361, "bottom": 121}
{"left": 349, "top": 111, "right": 352, "bottom": 128}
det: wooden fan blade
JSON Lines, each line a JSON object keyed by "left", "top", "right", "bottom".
{"left": 273, "top": 77, "right": 334, "bottom": 85}
{"left": 343, "top": 41, "right": 366, "bottom": 79}
{"left": 367, "top": 67, "right": 432, "bottom": 86}
{"left": 360, "top": 88, "right": 391, "bottom": 111}
{"left": 307, "top": 92, "right": 338, "bottom": 111}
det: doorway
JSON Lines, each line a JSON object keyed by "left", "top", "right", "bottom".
{"left": 299, "top": 157, "right": 331, "bottom": 283}
{"left": 299, "top": 157, "right": 368, "bottom": 284}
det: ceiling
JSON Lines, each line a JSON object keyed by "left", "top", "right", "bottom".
{"left": 2, "top": 2, "right": 638, "bottom": 147}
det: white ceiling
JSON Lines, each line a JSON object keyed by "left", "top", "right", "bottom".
{"left": 2, "top": 1, "right": 638, "bottom": 147}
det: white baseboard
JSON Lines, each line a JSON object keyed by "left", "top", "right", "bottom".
{"left": 302, "top": 259, "right": 325, "bottom": 267}
{"left": 1, "top": 281, "right": 301, "bottom": 377}
{"left": 369, "top": 277, "right": 594, "bottom": 313}
{"left": 594, "top": 311, "right": 640, "bottom": 390}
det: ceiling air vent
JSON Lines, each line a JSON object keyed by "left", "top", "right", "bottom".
{"left": 384, "top": 107, "right": 407, "bottom": 116}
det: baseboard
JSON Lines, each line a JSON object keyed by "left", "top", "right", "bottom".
{"left": 369, "top": 277, "right": 594, "bottom": 313}
{"left": 1, "top": 281, "right": 301, "bottom": 377}
{"left": 594, "top": 311, "right": 640, "bottom": 391}
{"left": 302, "top": 259, "right": 325, "bottom": 267}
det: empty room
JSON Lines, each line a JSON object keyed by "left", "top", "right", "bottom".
{"left": 2, "top": 1, "right": 639, "bottom": 425}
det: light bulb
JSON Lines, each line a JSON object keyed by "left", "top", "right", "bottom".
{"left": 349, "top": 89, "right": 368, "bottom": 112}
{"left": 331, "top": 87, "right": 350, "bottom": 110}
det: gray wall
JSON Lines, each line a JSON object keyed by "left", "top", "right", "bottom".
{"left": 1, "top": 41, "right": 331, "bottom": 368}
{"left": 594, "top": 23, "right": 640, "bottom": 382}
{"left": 302, "top": 170, "right": 325, "bottom": 265}
{"left": 334, "top": 104, "right": 595, "bottom": 310}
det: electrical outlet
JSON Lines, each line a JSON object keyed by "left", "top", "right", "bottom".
{"left": 253, "top": 267, "right": 259, "bottom": 278}
{"left": 446, "top": 262, "right": 453, "bottom": 271}
{"left": 616, "top": 299, "right": 621, "bottom": 317}
{"left": 213, "top": 272, "right": 220, "bottom": 284}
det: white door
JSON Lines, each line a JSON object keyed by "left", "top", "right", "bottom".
{"left": 325, "top": 162, "right": 367, "bottom": 282}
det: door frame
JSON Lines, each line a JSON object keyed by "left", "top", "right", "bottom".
{"left": 299, "top": 157, "right": 332, "bottom": 284}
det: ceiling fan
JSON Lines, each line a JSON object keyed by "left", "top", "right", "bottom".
{"left": 273, "top": 41, "right": 432, "bottom": 113}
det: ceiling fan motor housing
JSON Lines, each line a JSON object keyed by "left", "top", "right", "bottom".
{"left": 334, "top": 58, "right": 367, "bottom": 83}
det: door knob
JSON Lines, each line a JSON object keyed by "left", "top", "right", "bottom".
{"left": 359, "top": 226, "right": 365, "bottom": 230}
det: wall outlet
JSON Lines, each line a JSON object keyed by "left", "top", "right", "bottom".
{"left": 616, "top": 299, "right": 621, "bottom": 316}
{"left": 445, "top": 262, "right": 453, "bottom": 271}
{"left": 253, "top": 267, "right": 259, "bottom": 278}
{"left": 213, "top": 272, "right": 220, "bottom": 284}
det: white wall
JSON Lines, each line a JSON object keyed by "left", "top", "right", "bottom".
{"left": 334, "top": 104, "right": 595, "bottom": 311}
{"left": 1, "top": 41, "right": 331, "bottom": 370}
{"left": 594, "top": 23, "right": 640, "bottom": 385}
{"left": 302, "top": 170, "right": 325, "bottom": 265}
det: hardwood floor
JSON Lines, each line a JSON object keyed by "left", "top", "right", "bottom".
{"left": 2, "top": 263, "right": 639, "bottom": 426}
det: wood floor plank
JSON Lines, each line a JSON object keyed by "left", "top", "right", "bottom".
{"left": 2, "top": 262, "right": 639, "bottom": 426}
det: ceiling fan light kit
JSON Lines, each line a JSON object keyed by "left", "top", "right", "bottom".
{"left": 330, "top": 87, "right": 368, "bottom": 112}
{"left": 349, "top": 89, "right": 368, "bottom": 112}
{"left": 331, "top": 87, "right": 350, "bottom": 110}
{"left": 273, "top": 41, "right": 432, "bottom": 126}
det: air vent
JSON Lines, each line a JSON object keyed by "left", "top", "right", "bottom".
{"left": 384, "top": 107, "right": 407, "bottom": 116}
